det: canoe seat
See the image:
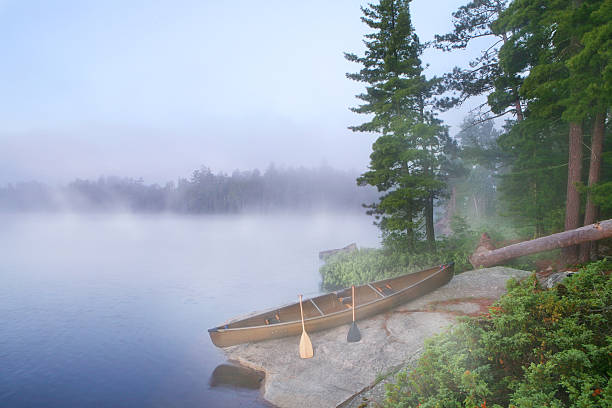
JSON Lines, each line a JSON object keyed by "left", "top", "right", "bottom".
{"left": 376, "top": 283, "right": 395, "bottom": 296}
{"left": 336, "top": 295, "right": 353, "bottom": 309}
{"left": 337, "top": 296, "right": 352, "bottom": 305}
{"left": 264, "top": 312, "right": 281, "bottom": 325}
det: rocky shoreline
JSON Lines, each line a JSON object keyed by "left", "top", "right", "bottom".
{"left": 222, "top": 267, "right": 531, "bottom": 408}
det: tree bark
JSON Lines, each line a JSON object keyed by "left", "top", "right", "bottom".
{"left": 514, "top": 93, "right": 523, "bottom": 121}
{"left": 562, "top": 122, "right": 583, "bottom": 264}
{"left": 579, "top": 112, "right": 606, "bottom": 262}
{"left": 470, "top": 219, "right": 612, "bottom": 268}
{"left": 425, "top": 194, "right": 435, "bottom": 250}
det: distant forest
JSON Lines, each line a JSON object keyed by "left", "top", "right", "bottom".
{"left": 0, "top": 165, "right": 379, "bottom": 213}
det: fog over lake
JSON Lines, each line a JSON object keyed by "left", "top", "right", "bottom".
{"left": 0, "top": 212, "right": 379, "bottom": 407}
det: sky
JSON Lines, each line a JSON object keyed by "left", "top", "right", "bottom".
{"left": 0, "top": 0, "right": 487, "bottom": 185}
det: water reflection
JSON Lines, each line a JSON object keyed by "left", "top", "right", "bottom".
{"left": 210, "top": 364, "right": 265, "bottom": 389}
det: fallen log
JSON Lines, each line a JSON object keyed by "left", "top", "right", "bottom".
{"left": 470, "top": 220, "right": 612, "bottom": 268}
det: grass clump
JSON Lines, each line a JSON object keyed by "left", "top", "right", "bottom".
{"left": 383, "top": 260, "right": 612, "bottom": 407}
{"left": 320, "top": 216, "right": 478, "bottom": 291}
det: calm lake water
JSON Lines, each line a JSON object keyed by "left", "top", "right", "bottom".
{"left": 0, "top": 213, "right": 379, "bottom": 407}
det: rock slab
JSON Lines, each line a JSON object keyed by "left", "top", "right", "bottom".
{"left": 223, "top": 267, "right": 530, "bottom": 408}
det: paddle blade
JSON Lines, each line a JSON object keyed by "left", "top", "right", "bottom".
{"left": 347, "top": 322, "right": 361, "bottom": 343}
{"left": 299, "top": 331, "right": 313, "bottom": 359}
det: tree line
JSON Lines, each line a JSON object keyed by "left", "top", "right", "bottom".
{"left": 0, "top": 165, "right": 379, "bottom": 213}
{"left": 347, "top": 0, "right": 610, "bottom": 263}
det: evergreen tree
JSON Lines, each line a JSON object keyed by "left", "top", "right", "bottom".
{"left": 346, "top": 0, "right": 453, "bottom": 250}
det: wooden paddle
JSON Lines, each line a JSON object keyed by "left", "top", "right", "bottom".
{"left": 347, "top": 285, "right": 361, "bottom": 342}
{"left": 298, "top": 295, "right": 313, "bottom": 359}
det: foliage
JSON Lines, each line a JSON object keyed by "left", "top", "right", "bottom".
{"left": 319, "top": 213, "right": 563, "bottom": 291}
{"left": 493, "top": 0, "right": 611, "bottom": 250}
{"left": 496, "top": 118, "right": 568, "bottom": 237}
{"left": 320, "top": 248, "right": 438, "bottom": 291}
{"left": 452, "top": 116, "right": 502, "bottom": 221}
{"left": 384, "top": 260, "right": 612, "bottom": 407}
{"left": 590, "top": 182, "right": 612, "bottom": 213}
{"left": 563, "top": 0, "right": 612, "bottom": 120}
{"left": 585, "top": 132, "right": 612, "bottom": 219}
{"left": 319, "top": 216, "right": 479, "bottom": 291}
{"left": 438, "top": 0, "right": 610, "bottom": 244}
{"left": 434, "top": 0, "right": 525, "bottom": 120}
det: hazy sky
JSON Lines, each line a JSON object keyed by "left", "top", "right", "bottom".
{"left": 0, "top": 0, "right": 487, "bottom": 185}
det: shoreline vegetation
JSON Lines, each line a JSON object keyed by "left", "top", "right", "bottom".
{"left": 329, "top": 260, "right": 611, "bottom": 407}
{"left": 0, "top": 165, "right": 378, "bottom": 214}
{"left": 383, "top": 260, "right": 611, "bottom": 407}
{"left": 318, "top": 216, "right": 568, "bottom": 292}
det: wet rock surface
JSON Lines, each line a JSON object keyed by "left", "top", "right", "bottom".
{"left": 222, "top": 267, "right": 531, "bottom": 408}
{"left": 539, "top": 271, "right": 575, "bottom": 289}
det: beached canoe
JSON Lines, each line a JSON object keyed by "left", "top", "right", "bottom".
{"left": 208, "top": 262, "right": 454, "bottom": 348}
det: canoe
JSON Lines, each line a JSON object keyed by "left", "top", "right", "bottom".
{"left": 208, "top": 262, "right": 454, "bottom": 348}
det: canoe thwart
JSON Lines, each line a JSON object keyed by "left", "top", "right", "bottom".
{"left": 367, "top": 283, "right": 385, "bottom": 298}
{"left": 310, "top": 299, "right": 324, "bottom": 316}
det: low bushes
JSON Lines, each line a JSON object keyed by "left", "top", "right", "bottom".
{"left": 384, "top": 260, "right": 612, "bottom": 407}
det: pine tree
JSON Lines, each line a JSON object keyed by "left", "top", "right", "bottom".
{"left": 346, "top": 0, "right": 453, "bottom": 250}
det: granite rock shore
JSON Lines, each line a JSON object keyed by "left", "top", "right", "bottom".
{"left": 223, "top": 267, "right": 531, "bottom": 408}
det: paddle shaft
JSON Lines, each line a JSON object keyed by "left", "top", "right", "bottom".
{"left": 299, "top": 295, "right": 305, "bottom": 331}
{"left": 352, "top": 285, "right": 355, "bottom": 322}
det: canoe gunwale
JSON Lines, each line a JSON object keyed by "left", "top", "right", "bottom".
{"left": 209, "top": 262, "right": 453, "bottom": 334}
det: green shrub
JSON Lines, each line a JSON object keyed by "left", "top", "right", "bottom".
{"left": 384, "top": 260, "right": 612, "bottom": 407}
{"left": 320, "top": 248, "right": 392, "bottom": 290}
{"left": 319, "top": 216, "right": 479, "bottom": 290}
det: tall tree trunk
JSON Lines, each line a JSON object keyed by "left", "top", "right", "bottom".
{"left": 562, "top": 122, "right": 584, "bottom": 264}
{"left": 514, "top": 96, "right": 524, "bottom": 121}
{"left": 448, "top": 185, "right": 456, "bottom": 220}
{"left": 406, "top": 199, "right": 415, "bottom": 251}
{"left": 562, "top": 1, "right": 585, "bottom": 264}
{"left": 579, "top": 112, "right": 606, "bottom": 262}
{"left": 425, "top": 193, "right": 435, "bottom": 250}
{"left": 472, "top": 195, "right": 480, "bottom": 218}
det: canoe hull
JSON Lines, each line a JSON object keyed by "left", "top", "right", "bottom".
{"left": 209, "top": 263, "right": 453, "bottom": 348}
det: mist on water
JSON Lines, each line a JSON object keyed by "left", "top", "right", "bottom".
{"left": 0, "top": 212, "right": 380, "bottom": 407}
